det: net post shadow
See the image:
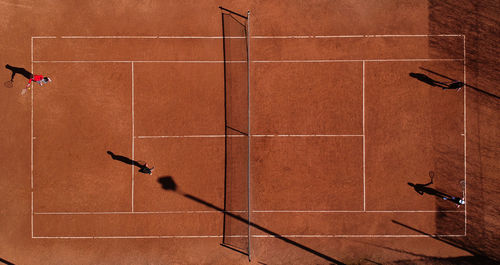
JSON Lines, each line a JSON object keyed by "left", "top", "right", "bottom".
{"left": 157, "top": 176, "right": 345, "bottom": 265}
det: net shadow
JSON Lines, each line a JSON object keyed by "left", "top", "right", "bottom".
{"left": 0, "top": 257, "right": 15, "bottom": 265}
{"left": 391, "top": 220, "right": 497, "bottom": 264}
{"left": 157, "top": 176, "right": 345, "bottom": 264}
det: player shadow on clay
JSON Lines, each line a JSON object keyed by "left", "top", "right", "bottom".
{"left": 408, "top": 181, "right": 452, "bottom": 198}
{"left": 408, "top": 180, "right": 464, "bottom": 207}
{"left": 156, "top": 176, "right": 345, "bottom": 265}
{"left": 5, "top": 64, "right": 32, "bottom": 81}
{"left": 418, "top": 67, "right": 499, "bottom": 99}
{"left": 409, "top": 72, "right": 449, "bottom": 88}
{"left": 106, "top": 151, "right": 152, "bottom": 174}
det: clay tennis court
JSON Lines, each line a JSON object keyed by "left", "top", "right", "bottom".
{"left": 1, "top": 1, "right": 499, "bottom": 264}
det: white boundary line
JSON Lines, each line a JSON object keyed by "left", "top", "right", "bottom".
{"left": 363, "top": 60, "right": 366, "bottom": 211}
{"left": 32, "top": 36, "right": 57, "bottom": 39}
{"left": 60, "top": 36, "right": 244, "bottom": 39}
{"left": 31, "top": 34, "right": 467, "bottom": 238}
{"left": 253, "top": 59, "right": 463, "bottom": 63}
{"left": 131, "top": 62, "right": 135, "bottom": 212}
{"left": 31, "top": 234, "right": 465, "bottom": 239}
{"left": 32, "top": 59, "right": 463, "bottom": 63}
{"left": 252, "top": 134, "right": 363, "bottom": 137}
{"left": 463, "top": 35, "right": 467, "bottom": 236}
{"left": 32, "top": 60, "right": 244, "bottom": 63}
{"left": 252, "top": 234, "right": 466, "bottom": 238}
{"left": 31, "top": 37, "right": 34, "bottom": 239}
{"left": 34, "top": 210, "right": 464, "bottom": 215}
{"left": 33, "top": 235, "right": 224, "bottom": 239}
{"left": 34, "top": 211, "right": 225, "bottom": 215}
{"left": 136, "top": 134, "right": 364, "bottom": 139}
{"left": 31, "top": 37, "right": 33, "bottom": 189}
{"left": 30, "top": 34, "right": 464, "bottom": 39}
{"left": 138, "top": 135, "right": 227, "bottom": 139}
{"left": 252, "top": 34, "right": 465, "bottom": 38}
{"left": 31, "top": 192, "right": 34, "bottom": 238}
{"left": 254, "top": 210, "right": 465, "bottom": 213}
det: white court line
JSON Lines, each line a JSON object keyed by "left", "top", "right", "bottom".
{"left": 252, "top": 34, "right": 465, "bottom": 38}
{"left": 252, "top": 134, "right": 363, "bottom": 137}
{"left": 31, "top": 33, "right": 467, "bottom": 238}
{"left": 59, "top": 36, "right": 244, "bottom": 39}
{"left": 34, "top": 211, "right": 225, "bottom": 215}
{"left": 33, "top": 210, "right": 463, "bottom": 215}
{"left": 29, "top": 34, "right": 464, "bottom": 39}
{"left": 363, "top": 60, "right": 366, "bottom": 212}
{"left": 32, "top": 234, "right": 465, "bottom": 239}
{"left": 31, "top": 37, "right": 34, "bottom": 239}
{"left": 32, "top": 59, "right": 463, "bottom": 63}
{"left": 252, "top": 234, "right": 466, "bottom": 238}
{"left": 31, "top": 192, "right": 33, "bottom": 238}
{"left": 253, "top": 210, "right": 464, "bottom": 213}
{"left": 30, "top": 37, "right": 34, "bottom": 190}
{"left": 136, "top": 135, "right": 363, "bottom": 138}
{"left": 131, "top": 62, "right": 135, "bottom": 212}
{"left": 137, "top": 135, "right": 228, "bottom": 139}
{"left": 463, "top": 35, "right": 467, "bottom": 236}
{"left": 33, "top": 235, "right": 224, "bottom": 239}
{"left": 32, "top": 36, "right": 57, "bottom": 39}
{"left": 253, "top": 59, "right": 464, "bottom": 63}
{"left": 32, "top": 60, "right": 244, "bottom": 63}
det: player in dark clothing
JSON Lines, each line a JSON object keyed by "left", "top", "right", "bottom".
{"left": 443, "top": 196, "right": 465, "bottom": 208}
{"left": 138, "top": 163, "right": 155, "bottom": 175}
{"left": 444, "top": 81, "right": 465, "bottom": 91}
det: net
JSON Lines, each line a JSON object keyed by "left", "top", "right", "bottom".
{"left": 220, "top": 7, "right": 251, "bottom": 260}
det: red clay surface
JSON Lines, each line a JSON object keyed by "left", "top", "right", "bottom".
{"left": 1, "top": 0, "right": 498, "bottom": 264}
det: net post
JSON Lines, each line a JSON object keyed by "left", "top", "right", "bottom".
{"left": 246, "top": 10, "right": 251, "bottom": 262}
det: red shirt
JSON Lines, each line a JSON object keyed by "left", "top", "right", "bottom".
{"left": 29, "top": 75, "right": 44, "bottom": 84}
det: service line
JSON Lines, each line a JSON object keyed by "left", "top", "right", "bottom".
{"left": 136, "top": 135, "right": 363, "bottom": 139}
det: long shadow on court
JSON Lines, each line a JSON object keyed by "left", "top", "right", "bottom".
{"left": 409, "top": 72, "right": 449, "bottom": 88}
{"left": 419, "top": 67, "right": 499, "bottom": 100}
{"left": 391, "top": 220, "right": 497, "bottom": 264}
{"left": 157, "top": 176, "right": 345, "bottom": 265}
{"left": 0, "top": 257, "right": 15, "bottom": 265}
{"left": 106, "top": 151, "right": 154, "bottom": 174}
